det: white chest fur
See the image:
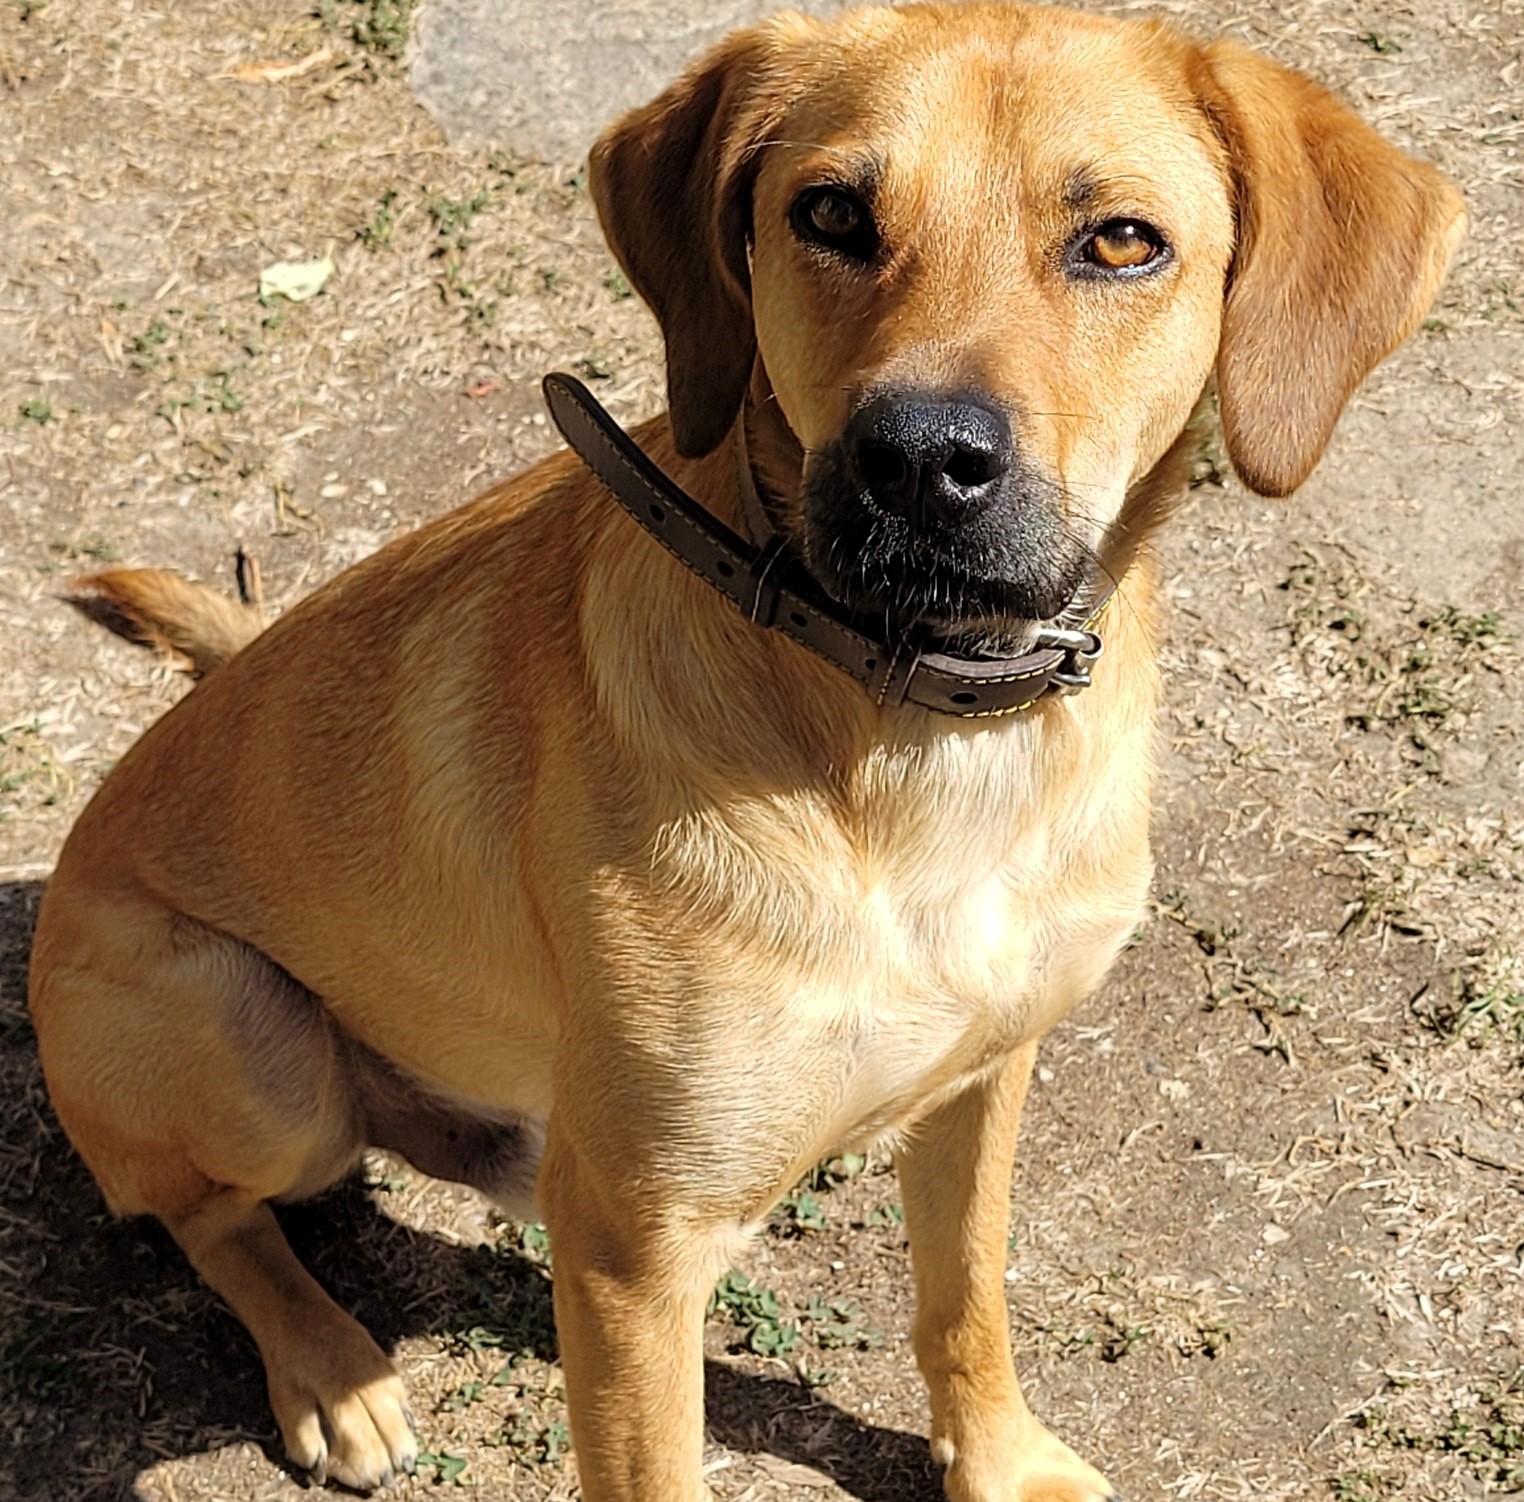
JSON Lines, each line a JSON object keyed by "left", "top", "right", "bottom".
{"left": 618, "top": 708, "right": 1154, "bottom": 1158}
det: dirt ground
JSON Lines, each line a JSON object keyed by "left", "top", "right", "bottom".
{"left": 1, "top": 2, "right": 1521, "bottom": 1500}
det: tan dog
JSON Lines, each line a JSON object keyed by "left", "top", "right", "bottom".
{"left": 30, "top": 5, "right": 1462, "bottom": 1500}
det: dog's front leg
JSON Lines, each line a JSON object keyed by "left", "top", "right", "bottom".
{"left": 900, "top": 1044, "right": 1118, "bottom": 1502}
{"left": 540, "top": 1124, "right": 715, "bottom": 1502}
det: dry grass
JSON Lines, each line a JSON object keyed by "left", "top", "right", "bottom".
{"left": 1, "top": 1, "right": 1521, "bottom": 1499}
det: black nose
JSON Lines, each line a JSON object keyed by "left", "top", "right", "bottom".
{"left": 844, "top": 394, "right": 1013, "bottom": 525}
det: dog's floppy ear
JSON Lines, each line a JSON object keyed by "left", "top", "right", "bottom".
{"left": 1201, "top": 42, "right": 1466, "bottom": 497}
{"left": 590, "top": 29, "right": 789, "bottom": 458}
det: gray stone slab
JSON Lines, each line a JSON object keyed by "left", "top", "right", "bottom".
{"left": 411, "top": 0, "right": 849, "bottom": 166}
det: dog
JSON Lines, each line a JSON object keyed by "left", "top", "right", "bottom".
{"left": 29, "top": 4, "right": 1463, "bottom": 1499}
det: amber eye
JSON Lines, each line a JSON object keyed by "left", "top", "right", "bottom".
{"left": 1074, "top": 219, "right": 1170, "bottom": 277}
{"left": 790, "top": 185, "right": 879, "bottom": 261}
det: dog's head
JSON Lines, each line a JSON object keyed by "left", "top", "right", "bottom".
{"left": 590, "top": 3, "right": 1464, "bottom": 640}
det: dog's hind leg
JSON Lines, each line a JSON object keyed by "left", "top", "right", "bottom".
{"left": 29, "top": 889, "right": 417, "bottom": 1489}
{"left": 899, "top": 1044, "right": 1117, "bottom": 1502}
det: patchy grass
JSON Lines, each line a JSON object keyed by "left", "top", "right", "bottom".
{"left": 1354, "top": 1373, "right": 1524, "bottom": 1494}
{"left": 429, "top": 189, "right": 493, "bottom": 253}
{"left": 1419, "top": 955, "right": 1524, "bottom": 1047}
{"left": 0, "top": 719, "right": 67, "bottom": 814}
{"left": 1331, "top": 1469, "right": 1393, "bottom": 1501}
{"left": 320, "top": 0, "right": 414, "bottom": 61}
{"left": 358, "top": 188, "right": 401, "bottom": 250}
{"left": 1281, "top": 548, "right": 1514, "bottom": 769}
{"left": 44, "top": 534, "right": 122, "bottom": 568}
{"left": 128, "top": 318, "right": 175, "bottom": 371}
{"left": 1155, "top": 889, "right": 1306, "bottom": 1059}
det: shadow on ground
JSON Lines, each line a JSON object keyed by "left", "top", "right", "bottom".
{"left": 707, "top": 1364, "right": 941, "bottom": 1499}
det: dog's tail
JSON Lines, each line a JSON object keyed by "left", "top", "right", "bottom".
{"left": 66, "top": 569, "right": 265, "bottom": 679}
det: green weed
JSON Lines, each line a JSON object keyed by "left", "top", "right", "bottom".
{"left": 709, "top": 1271, "right": 801, "bottom": 1357}
{"left": 773, "top": 1188, "right": 828, "bottom": 1234}
{"left": 803, "top": 1152, "right": 869, "bottom": 1191}
{"left": 448, "top": 1243, "right": 557, "bottom": 1359}
{"left": 803, "top": 1295, "right": 884, "bottom": 1351}
{"left": 414, "top": 1448, "right": 469, "bottom": 1485}
{"left": 130, "top": 319, "right": 174, "bottom": 370}
{"left": 429, "top": 189, "right": 492, "bottom": 253}
{"left": 440, "top": 1379, "right": 486, "bottom": 1413}
{"left": 1420, "top": 960, "right": 1524, "bottom": 1047}
{"left": 359, "top": 188, "right": 400, "bottom": 250}
{"left": 498, "top": 1413, "right": 571, "bottom": 1465}
{"left": 320, "top": 0, "right": 413, "bottom": 61}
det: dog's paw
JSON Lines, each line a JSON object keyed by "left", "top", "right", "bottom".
{"left": 938, "top": 1418, "right": 1117, "bottom": 1502}
{"left": 266, "top": 1333, "right": 418, "bottom": 1490}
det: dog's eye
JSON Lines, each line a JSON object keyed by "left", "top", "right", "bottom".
{"left": 791, "top": 186, "right": 878, "bottom": 260}
{"left": 1073, "top": 220, "right": 1170, "bottom": 278}
{"left": 806, "top": 189, "right": 863, "bottom": 239}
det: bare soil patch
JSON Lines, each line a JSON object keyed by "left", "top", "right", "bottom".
{"left": 1, "top": 2, "right": 1520, "bottom": 1501}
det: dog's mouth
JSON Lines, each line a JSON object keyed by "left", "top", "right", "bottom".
{"left": 797, "top": 447, "right": 1092, "bottom": 649}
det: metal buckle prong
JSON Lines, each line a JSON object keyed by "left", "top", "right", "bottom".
{"left": 1042, "top": 627, "right": 1104, "bottom": 696}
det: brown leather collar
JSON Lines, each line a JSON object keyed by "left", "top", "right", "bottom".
{"left": 543, "top": 372, "right": 1112, "bottom": 719}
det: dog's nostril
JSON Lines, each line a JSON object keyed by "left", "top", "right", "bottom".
{"left": 944, "top": 446, "right": 1003, "bottom": 490}
{"left": 858, "top": 440, "right": 911, "bottom": 494}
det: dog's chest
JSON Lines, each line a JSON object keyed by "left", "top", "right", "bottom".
{"left": 632, "top": 735, "right": 1148, "bottom": 1147}
{"left": 812, "top": 874, "right": 1042, "bottom": 1137}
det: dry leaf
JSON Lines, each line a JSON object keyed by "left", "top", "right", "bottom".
{"left": 215, "top": 47, "right": 335, "bottom": 84}
{"left": 260, "top": 255, "right": 336, "bottom": 303}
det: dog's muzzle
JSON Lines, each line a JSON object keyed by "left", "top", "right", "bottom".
{"left": 802, "top": 389, "right": 1085, "bottom": 635}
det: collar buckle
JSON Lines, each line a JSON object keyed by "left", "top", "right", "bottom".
{"left": 1037, "top": 625, "right": 1104, "bottom": 695}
